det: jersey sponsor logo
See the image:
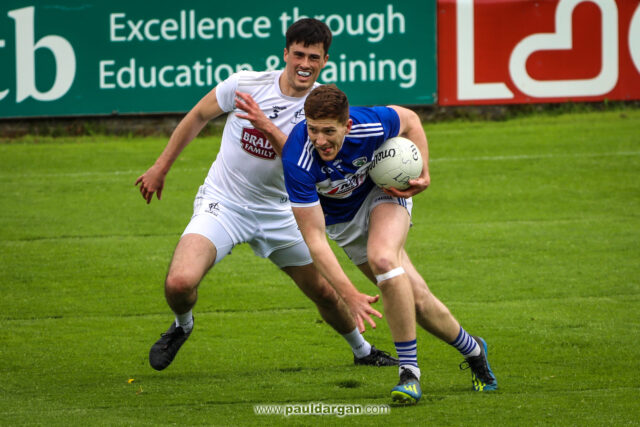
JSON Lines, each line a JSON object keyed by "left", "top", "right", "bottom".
{"left": 241, "top": 127, "right": 276, "bottom": 160}
{"left": 317, "top": 167, "right": 369, "bottom": 199}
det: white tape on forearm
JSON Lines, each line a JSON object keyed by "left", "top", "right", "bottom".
{"left": 375, "top": 267, "right": 406, "bottom": 284}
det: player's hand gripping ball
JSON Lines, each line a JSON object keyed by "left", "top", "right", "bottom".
{"left": 368, "top": 136, "right": 423, "bottom": 190}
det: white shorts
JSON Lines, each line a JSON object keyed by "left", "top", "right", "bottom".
{"left": 326, "top": 186, "right": 413, "bottom": 266}
{"left": 182, "top": 186, "right": 312, "bottom": 268}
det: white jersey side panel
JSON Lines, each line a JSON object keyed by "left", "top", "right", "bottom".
{"left": 203, "top": 70, "right": 314, "bottom": 210}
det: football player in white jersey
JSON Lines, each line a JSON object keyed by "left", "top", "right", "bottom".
{"left": 135, "top": 19, "right": 396, "bottom": 371}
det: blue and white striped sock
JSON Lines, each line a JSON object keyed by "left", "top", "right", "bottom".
{"left": 450, "top": 326, "right": 481, "bottom": 358}
{"left": 395, "top": 339, "right": 420, "bottom": 379}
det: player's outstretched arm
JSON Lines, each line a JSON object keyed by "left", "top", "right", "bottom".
{"left": 292, "top": 205, "right": 382, "bottom": 332}
{"left": 385, "top": 106, "right": 431, "bottom": 199}
{"left": 135, "top": 88, "right": 224, "bottom": 204}
{"left": 234, "top": 91, "right": 288, "bottom": 156}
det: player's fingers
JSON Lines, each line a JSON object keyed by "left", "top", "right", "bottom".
{"left": 237, "top": 91, "right": 256, "bottom": 105}
{"left": 143, "top": 189, "right": 152, "bottom": 204}
{"left": 356, "top": 316, "right": 365, "bottom": 333}
{"left": 235, "top": 93, "right": 255, "bottom": 110}
{"left": 135, "top": 175, "right": 143, "bottom": 186}
{"left": 363, "top": 313, "right": 377, "bottom": 329}
{"left": 367, "top": 294, "right": 380, "bottom": 303}
{"left": 157, "top": 188, "right": 162, "bottom": 200}
{"left": 236, "top": 103, "right": 256, "bottom": 116}
{"left": 367, "top": 307, "right": 383, "bottom": 319}
{"left": 382, "top": 187, "right": 398, "bottom": 197}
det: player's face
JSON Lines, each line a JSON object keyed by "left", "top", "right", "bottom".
{"left": 306, "top": 117, "right": 353, "bottom": 161}
{"left": 282, "top": 42, "right": 328, "bottom": 97}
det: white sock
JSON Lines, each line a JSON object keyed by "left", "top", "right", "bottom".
{"left": 342, "top": 328, "right": 372, "bottom": 358}
{"left": 175, "top": 310, "right": 193, "bottom": 333}
{"left": 400, "top": 365, "right": 421, "bottom": 380}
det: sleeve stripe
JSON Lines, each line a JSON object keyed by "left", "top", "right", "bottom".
{"left": 297, "top": 138, "right": 315, "bottom": 171}
{"left": 290, "top": 200, "right": 320, "bottom": 208}
{"left": 351, "top": 122, "right": 382, "bottom": 129}
{"left": 349, "top": 128, "right": 383, "bottom": 134}
{"left": 348, "top": 122, "right": 383, "bottom": 137}
{"left": 347, "top": 131, "right": 385, "bottom": 138}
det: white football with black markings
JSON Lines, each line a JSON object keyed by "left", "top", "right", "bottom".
{"left": 368, "top": 136, "right": 423, "bottom": 190}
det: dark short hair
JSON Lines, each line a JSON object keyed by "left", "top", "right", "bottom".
{"left": 304, "top": 85, "right": 349, "bottom": 124}
{"left": 286, "top": 18, "right": 332, "bottom": 56}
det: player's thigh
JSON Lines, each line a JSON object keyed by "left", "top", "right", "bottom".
{"left": 367, "top": 202, "right": 411, "bottom": 266}
{"left": 167, "top": 233, "right": 217, "bottom": 286}
{"left": 167, "top": 213, "right": 234, "bottom": 286}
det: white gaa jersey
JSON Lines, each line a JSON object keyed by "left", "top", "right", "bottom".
{"left": 202, "top": 70, "right": 316, "bottom": 210}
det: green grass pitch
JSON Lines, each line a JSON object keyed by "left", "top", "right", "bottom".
{"left": 0, "top": 109, "right": 639, "bottom": 425}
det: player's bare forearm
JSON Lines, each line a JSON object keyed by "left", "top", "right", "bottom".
{"left": 157, "top": 113, "right": 205, "bottom": 171}
{"left": 307, "top": 240, "right": 381, "bottom": 332}
{"left": 135, "top": 87, "right": 223, "bottom": 203}
{"left": 291, "top": 205, "right": 382, "bottom": 331}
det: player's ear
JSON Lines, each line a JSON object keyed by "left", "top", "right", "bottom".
{"left": 283, "top": 47, "right": 289, "bottom": 62}
{"left": 346, "top": 118, "right": 353, "bottom": 133}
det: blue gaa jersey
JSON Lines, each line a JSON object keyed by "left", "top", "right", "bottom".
{"left": 282, "top": 106, "right": 400, "bottom": 225}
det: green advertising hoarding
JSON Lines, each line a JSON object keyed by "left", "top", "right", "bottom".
{"left": 0, "top": 1, "right": 436, "bottom": 118}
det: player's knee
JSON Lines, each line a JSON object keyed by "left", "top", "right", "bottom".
{"left": 368, "top": 254, "right": 397, "bottom": 276}
{"left": 165, "top": 270, "right": 199, "bottom": 296}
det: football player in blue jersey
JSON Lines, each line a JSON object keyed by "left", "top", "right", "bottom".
{"left": 282, "top": 84, "right": 498, "bottom": 405}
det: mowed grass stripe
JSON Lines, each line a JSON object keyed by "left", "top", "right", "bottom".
{"left": 1, "top": 150, "right": 639, "bottom": 180}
